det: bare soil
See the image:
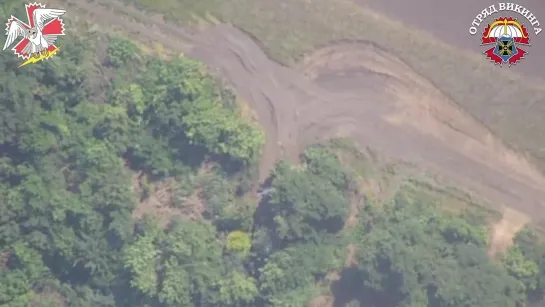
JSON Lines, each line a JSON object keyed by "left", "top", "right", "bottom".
{"left": 189, "top": 30, "right": 545, "bottom": 223}
{"left": 60, "top": 0, "right": 545, "bottom": 226}
{"left": 308, "top": 295, "right": 334, "bottom": 307}
{"left": 114, "top": 0, "right": 545, "bottom": 177}
{"left": 489, "top": 207, "right": 530, "bottom": 256}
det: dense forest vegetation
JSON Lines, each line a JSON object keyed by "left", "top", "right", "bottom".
{"left": 2, "top": 6, "right": 545, "bottom": 307}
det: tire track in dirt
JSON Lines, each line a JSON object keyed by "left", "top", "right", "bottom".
{"left": 64, "top": 0, "right": 545, "bottom": 225}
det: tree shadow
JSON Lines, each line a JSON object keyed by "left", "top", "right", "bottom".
{"left": 331, "top": 266, "right": 398, "bottom": 307}
{"left": 331, "top": 267, "right": 367, "bottom": 307}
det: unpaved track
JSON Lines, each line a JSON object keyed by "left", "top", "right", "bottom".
{"left": 64, "top": 0, "right": 545, "bottom": 222}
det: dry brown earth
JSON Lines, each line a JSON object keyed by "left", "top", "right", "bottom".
{"left": 60, "top": 0, "right": 545, "bottom": 228}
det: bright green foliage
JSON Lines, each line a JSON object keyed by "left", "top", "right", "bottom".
{"left": 107, "top": 38, "right": 140, "bottom": 67}
{"left": 123, "top": 234, "right": 159, "bottom": 296}
{"left": 11, "top": 242, "right": 48, "bottom": 281}
{"left": 257, "top": 242, "right": 343, "bottom": 305}
{"left": 514, "top": 226, "right": 542, "bottom": 256}
{"left": 267, "top": 286, "right": 320, "bottom": 307}
{"left": 226, "top": 230, "right": 252, "bottom": 257}
{"left": 302, "top": 145, "right": 350, "bottom": 190}
{"left": 259, "top": 250, "right": 314, "bottom": 298}
{"left": 211, "top": 271, "right": 258, "bottom": 306}
{"left": 127, "top": 57, "right": 264, "bottom": 169}
{"left": 122, "top": 219, "right": 259, "bottom": 306}
{"left": 510, "top": 226, "right": 545, "bottom": 301}
{"left": 0, "top": 32, "right": 137, "bottom": 305}
{"left": 350, "top": 197, "right": 525, "bottom": 307}
{"left": 183, "top": 98, "right": 264, "bottom": 163}
{"left": 439, "top": 216, "right": 488, "bottom": 246}
{"left": 0, "top": 30, "right": 265, "bottom": 307}
{"left": 197, "top": 169, "right": 256, "bottom": 231}
{"left": 503, "top": 246, "right": 539, "bottom": 293}
{"left": 263, "top": 159, "right": 348, "bottom": 243}
{"left": 0, "top": 243, "right": 49, "bottom": 307}
{"left": 157, "top": 257, "right": 191, "bottom": 306}
{"left": 200, "top": 171, "right": 236, "bottom": 217}
{"left": 0, "top": 20, "right": 542, "bottom": 307}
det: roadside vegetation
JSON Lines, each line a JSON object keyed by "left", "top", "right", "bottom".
{"left": 2, "top": 5, "right": 545, "bottom": 307}
{"left": 123, "top": 0, "right": 545, "bottom": 172}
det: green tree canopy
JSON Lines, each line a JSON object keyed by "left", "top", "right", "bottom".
{"left": 347, "top": 197, "right": 525, "bottom": 307}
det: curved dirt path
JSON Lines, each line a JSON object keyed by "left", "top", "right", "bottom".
{"left": 192, "top": 31, "right": 545, "bottom": 219}
{"left": 64, "top": 0, "right": 545, "bottom": 223}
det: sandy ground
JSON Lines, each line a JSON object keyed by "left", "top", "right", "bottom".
{"left": 356, "top": 0, "right": 545, "bottom": 79}
{"left": 62, "top": 0, "right": 545, "bottom": 229}
{"left": 489, "top": 207, "right": 530, "bottom": 256}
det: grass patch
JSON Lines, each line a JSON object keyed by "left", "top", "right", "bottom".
{"left": 398, "top": 178, "right": 502, "bottom": 225}
{"left": 324, "top": 138, "right": 502, "bottom": 225}
{"left": 125, "top": 0, "right": 545, "bottom": 172}
{"left": 324, "top": 138, "right": 380, "bottom": 178}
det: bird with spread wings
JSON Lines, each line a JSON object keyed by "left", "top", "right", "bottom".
{"left": 3, "top": 7, "right": 66, "bottom": 59}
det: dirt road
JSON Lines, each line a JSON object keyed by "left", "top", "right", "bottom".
{"left": 65, "top": 0, "right": 545, "bottom": 223}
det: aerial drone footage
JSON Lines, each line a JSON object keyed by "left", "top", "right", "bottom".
{"left": 1, "top": 0, "right": 545, "bottom": 306}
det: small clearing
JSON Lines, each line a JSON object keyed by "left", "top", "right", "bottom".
{"left": 489, "top": 207, "right": 530, "bottom": 256}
